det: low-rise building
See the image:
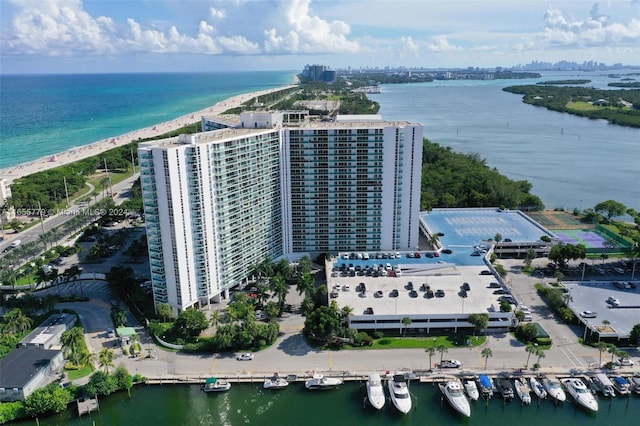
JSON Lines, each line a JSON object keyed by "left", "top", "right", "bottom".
{"left": 0, "top": 348, "right": 64, "bottom": 401}
{"left": 18, "top": 313, "right": 77, "bottom": 349}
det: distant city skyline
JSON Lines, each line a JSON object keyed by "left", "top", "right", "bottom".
{"left": 1, "top": 0, "right": 639, "bottom": 74}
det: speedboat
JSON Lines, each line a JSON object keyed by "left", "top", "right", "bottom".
{"left": 530, "top": 377, "right": 547, "bottom": 399}
{"left": 610, "top": 375, "right": 631, "bottom": 395}
{"left": 496, "top": 378, "right": 514, "bottom": 400}
{"left": 366, "top": 373, "right": 385, "bottom": 410}
{"left": 464, "top": 379, "right": 479, "bottom": 401}
{"left": 477, "top": 375, "right": 494, "bottom": 399}
{"left": 388, "top": 374, "right": 412, "bottom": 414}
{"left": 203, "top": 377, "right": 231, "bottom": 392}
{"left": 305, "top": 374, "right": 343, "bottom": 390}
{"left": 630, "top": 375, "right": 640, "bottom": 395}
{"left": 592, "top": 373, "right": 616, "bottom": 397}
{"left": 263, "top": 374, "right": 289, "bottom": 390}
{"left": 562, "top": 378, "right": 598, "bottom": 412}
{"left": 439, "top": 380, "right": 471, "bottom": 418}
{"left": 514, "top": 379, "right": 532, "bottom": 404}
{"left": 543, "top": 376, "right": 566, "bottom": 402}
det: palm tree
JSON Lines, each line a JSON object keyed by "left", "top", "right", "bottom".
{"left": 597, "top": 342, "right": 609, "bottom": 367}
{"left": 98, "top": 348, "right": 115, "bottom": 373}
{"left": 296, "top": 272, "right": 315, "bottom": 296}
{"left": 524, "top": 343, "right": 536, "bottom": 369}
{"left": 4, "top": 308, "right": 33, "bottom": 333}
{"left": 269, "top": 274, "right": 289, "bottom": 310}
{"left": 402, "top": 317, "right": 412, "bottom": 337}
{"left": 340, "top": 305, "right": 354, "bottom": 326}
{"left": 437, "top": 344, "right": 448, "bottom": 364}
{"left": 428, "top": 233, "right": 440, "bottom": 249}
{"left": 608, "top": 345, "right": 620, "bottom": 364}
{"left": 481, "top": 347, "right": 493, "bottom": 370}
{"left": 61, "top": 327, "right": 85, "bottom": 365}
{"left": 534, "top": 348, "right": 546, "bottom": 368}
{"left": 425, "top": 347, "right": 436, "bottom": 369}
{"left": 210, "top": 310, "right": 221, "bottom": 330}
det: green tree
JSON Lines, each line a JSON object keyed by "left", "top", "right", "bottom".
{"left": 518, "top": 323, "right": 538, "bottom": 343}
{"left": 156, "top": 303, "right": 174, "bottom": 322}
{"left": 85, "top": 370, "right": 117, "bottom": 396}
{"left": 210, "top": 310, "right": 222, "bottom": 330}
{"left": 98, "top": 348, "right": 115, "bottom": 373}
{"left": 340, "top": 305, "right": 354, "bottom": 326}
{"left": 425, "top": 347, "right": 436, "bottom": 369}
{"left": 173, "top": 308, "right": 209, "bottom": 338}
{"left": 548, "top": 243, "right": 587, "bottom": 268}
{"left": 524, "top": 248, "right": 537, "bottom": 268}
{"left": 630, "top": 323, "right": 640, "bottom": 346}
{"left": 594, "top": 200, "right": 627, "bottom": 223}
{"left": 437, "top": 344, "right": 448, "bottom": 364}
{"left": 297, "top": 256, "right": 313, "bottom": 275}
{"left": 112, "top": 365, "right": 133, "bottom": 396}
{"left": 61, "top": 326, "right": 86, "bottom": 366}
{"left": 534, "top": 348, "right": 546, "bottom": 368}
{"left": 3, "top": 308, "right": 33, "bottom": 333}
{"left": 608, "top": 345, "right": 620, "bottom": 364}
{"left": 23, "top": 384, "right": 72, "bottom": 417}
{"left": 402, "top": 317, "right": 412, "bottom": 337}
{"left": 597, "top": 342, "right": 609, "bottom": 367}
{"left": 304, "top": 305, "right": 340, "bottom": 343}
{"left": 264, "top": 301, "right": 280, "bottom": 318}
{"left": 112, "top": 307, "right": 127, "bottom": 327}
{"left": 481, "top": 347, "right": 493, "bottom": 370}
{"left": 467, "top": 313, "right": 489, "bottom": 335}
{"left": 296, "top": 272, "right": 315, "bottom": 296}
{"left": 269, "top": 274, "right": 289, "bottom": 310}
{"left": 524, "top": 343, "right": 536, "bottom": 369}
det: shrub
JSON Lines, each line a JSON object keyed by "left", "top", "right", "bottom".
{"left": 372, "top": 331, "right": 384, "bottom": 339}
{"left": 536, "top": 337, "right": 553, "bottom": 347}
{"left": 0, "top": 401, "right": 25, "bottom": 424}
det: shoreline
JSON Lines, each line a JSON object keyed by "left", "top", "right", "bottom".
{"left": 0, "top": 85, "right": 295, "bottom": 183}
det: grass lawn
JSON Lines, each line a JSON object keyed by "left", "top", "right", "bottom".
{"left": 567, "top": 101, "right": 599, "bottom": 111}
{"left": 66, "top": 364, "right": 94, "bottom": 380}
{"left": 351, "top": 335, "right": 486, "bottom": 350}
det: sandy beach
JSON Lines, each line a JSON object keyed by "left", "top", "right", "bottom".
{"left": 0, "top": 85, "right": 294, "bottom": 183}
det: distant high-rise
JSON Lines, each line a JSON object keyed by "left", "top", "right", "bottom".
{"left": 139, "top": 112, "right": 423, "bottom": 314}
{"left": 302, "top": 64, "right": 336, "bottom": 83}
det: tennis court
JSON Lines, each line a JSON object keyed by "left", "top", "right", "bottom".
{"left": 553, "top": 228, "right": 609, "bottom": 249}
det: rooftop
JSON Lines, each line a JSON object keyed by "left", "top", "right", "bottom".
{"left": 0, "top": 348, "right": 60, "bottom": 388}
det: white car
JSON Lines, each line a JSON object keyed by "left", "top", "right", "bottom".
{"left": 606, "top": 296, "right": 620, "bottom": 306}
{"left": 614, "top": 358, "right": 634, "bottom": 366}
{"left": 236, "top": 353, "right": 254, "bottom": 361}
{"left": 439, "top": 359, "right": 463, "bottom": 368}
{"left": 580, "top": 310, "right": 597, "bottom": 318}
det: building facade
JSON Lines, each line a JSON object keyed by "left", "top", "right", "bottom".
{"left": 140, "top": 114, "right": 423, "bottom": 313}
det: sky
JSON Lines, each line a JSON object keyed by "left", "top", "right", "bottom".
{"left": 1, "top": 0, "right": 639, "bottom": 74}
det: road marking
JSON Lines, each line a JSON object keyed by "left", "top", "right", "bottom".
{"left": 560, "top": 346, "right": 584, "bottom": 367}
{"left": 328, "top": 352, "right": 333, "bottom": 369}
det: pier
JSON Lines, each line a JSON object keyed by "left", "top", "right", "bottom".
{"left": 77, "top": 396, "right": 99, "bottom": 416}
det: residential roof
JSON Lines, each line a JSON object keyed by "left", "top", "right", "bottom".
{"left": 0, "top": 348, "right": 60, "bottom": 389}
{"left": 19, "top": 313, "right": 77, "bottom": 347}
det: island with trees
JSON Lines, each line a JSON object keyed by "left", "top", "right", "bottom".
{"left": 502, "top": 84, "right": 640, "bottom": 127}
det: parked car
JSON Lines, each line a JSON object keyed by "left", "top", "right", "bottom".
{"left": 435, "top": 289, "right": 445, "bottom": 297}
{"left": 480, "top": 270, "right": 492, "bottom": 275}
{"left": 439, "top": 359, "right": 462, "bottom": 368}
{"left": 488, "top": 282, "right": 501, "bottom": 288}
{"left": 462, "top": 282, "right": 471, "bottom": 291}
{"left": 236, "top": 353, "right": 254, "bottom": 361}
{"left": 106, "top": 328, "right": 115, "bottom": 338}
{"left": 614, "top": 358, "right": 634, "bottom": 366}
{"left": 580, "top": 310, "right": 597, "bottom": 318}
{"left": 606, "top": 296, "right": 620, "bottom": 306}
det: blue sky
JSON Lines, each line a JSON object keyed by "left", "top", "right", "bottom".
{"left": 1, "top": 0, "right": 639, "bottom": 74}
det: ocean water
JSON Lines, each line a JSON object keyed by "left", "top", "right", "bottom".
{"left": 0, "top": 71, "right": 295, "bottom": 168}
{"left": 13, "top": 382, "right": 639, "bottom": 426}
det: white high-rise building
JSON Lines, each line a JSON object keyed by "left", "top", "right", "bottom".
{"left": 139, "top": 113, "right": 422, "bottom": 313}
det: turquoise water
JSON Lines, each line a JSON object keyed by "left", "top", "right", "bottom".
{"left": 15, "top": 382, "right": 639, "bottom": 426}
{"left": 0, "top": 72, "right": 295, "bottom": 168}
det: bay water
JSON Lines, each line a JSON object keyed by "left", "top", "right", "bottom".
{"left": 13, "top": 382, "right": 639, "bottom": 425}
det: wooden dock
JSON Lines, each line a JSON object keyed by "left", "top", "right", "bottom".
{"left": 77, "top": 397, "right": 99, "bottom": 416}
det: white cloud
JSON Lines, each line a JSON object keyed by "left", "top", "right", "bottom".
{"left": 426, "top": 35, "right": 459, "bottom": 52}
{"left": 264, "top": 0, "right": 360, "bottom": 53}
{"left": 210, "top": 7, "right": 226, "bottom": 19}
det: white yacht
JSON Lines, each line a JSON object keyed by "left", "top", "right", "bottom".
{"left": 514, "top": 379, "right": 532, "bottom": 405}
{"left": 477, "top": 375, "right": 494, "bottom": 399}
{"left": 439, "top": 380, "right": 471, "bottom": 418}
{"left": 562, "top": 378, "right": 598, "bottom": 412}
{"left": 592, "top": 373, "right": 616, "bottom": 397}
{"left": 464, "top": 379, "right": 479, "bottom": 401}
{"left": 388, "top": 374, "right": 412, "bottom": 414}
{"left": 610, "top": 376, "right": 631, "bottom": 395}
{"left": 530, "top": 377, "right": 547, "bottom": 399}
{"left": 203, "top": 377, "right": 231, "bottom": 392}
{"left": 543, "top": 376, "right": 566, "bottom": 402}
{"left": 263, "top": 374, "right": 289, "bottom": 390}
{"left": 629, "top": 375, "right": 640, "bottom": 395}
{"left": 304, "top": 374, "right": 343, "bottom": 390}
{"left": 366, "top": 373, "right": 385, "bottom": 410}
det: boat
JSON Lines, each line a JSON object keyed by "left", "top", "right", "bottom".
{"left": 496, "top": 378, "right": 514, "bottom": 400}
{"left": 477, "top": 375, "right": 494, "bottom": 398}
{"left": 514, "top": 379, "right": 532, "bottom": 404}
{"left": 203, "top": 377, "right": 231, "bottom": 392}
{"left": 439, "top": 380, "right": 471, "bottom": 418}
{"left": 366, "top": 373, "right": 385, "bottom": 410}
{"left": 542, "top": 376, "right": 566, "bottom": 402}
{"left": 388, "top": 374, "right": 412, "bottom": 414}
{"left": 610, "top": 375, "right": 631, "bottom": 395}
{"left": 263, "top": 374, "right": 289, "bottom": 390}
{"left": 592, "top": 373, "right": 616, "bottom": 397}
{"left": 629, "top": 375, "right": 640, "bottom": 395}
{"left": 304, "top": 374, "right": 343, "bottom": 390}
{"left": 530, "top": 377, "right": 547, "bottom": 399}
{"left": 463, "top": 379, "right": 479, "bottom": 401}
{"left": 561, "top": 378, "right": 598, "bottom": 412}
